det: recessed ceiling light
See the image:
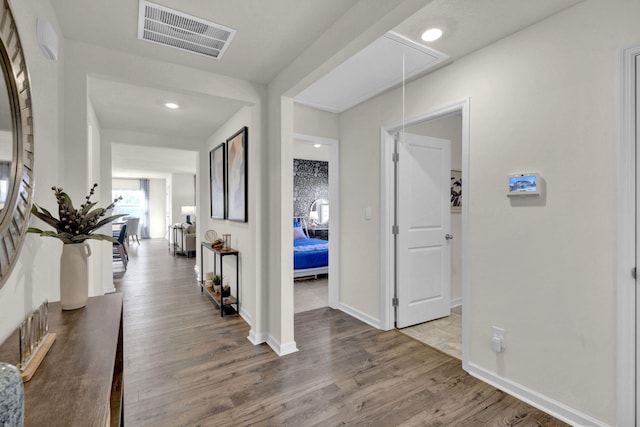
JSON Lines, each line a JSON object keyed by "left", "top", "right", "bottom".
{"left": 421, "top": 28, "right": 443, "bottom": 42}
{"left": 165, "top": 102, "right": 179, "bottom": 109}
{"left": 313, "top": 144, "right": 322, "bottom": 148}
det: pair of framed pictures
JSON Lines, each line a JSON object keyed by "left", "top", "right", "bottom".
{"left": 210, "top": 127, "right": 248, "bottom": 222}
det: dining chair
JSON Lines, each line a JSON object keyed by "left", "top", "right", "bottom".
{"left": 126, "top": 217, "right": 141, "bottom": 245}
{"left": 113, "top": 223, "right": 128, "bottom": 270}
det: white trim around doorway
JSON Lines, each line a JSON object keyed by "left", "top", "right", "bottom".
{"left": 379, "top": 98, "right": 470, "bottom": 370}
{"left": 293, "top": 133, "right": 340, "bottom": 309}
{"left": 616, "top": 44, "right": 640, "bottom": 427}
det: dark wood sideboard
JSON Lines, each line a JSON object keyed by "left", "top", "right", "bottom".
{"left": 0, "top": 293, "right": 124, "bottom": 426}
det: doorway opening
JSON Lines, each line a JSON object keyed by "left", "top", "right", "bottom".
{"left": 292, "top": 134, "right": 339, "bottom": 314}
{"left": 395, "top": 117, "right": 461, "bottom": 359}
{"left": 380, "top": 98, "right": 470, "bottom": 368}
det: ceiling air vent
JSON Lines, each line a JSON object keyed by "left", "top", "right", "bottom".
{"left": 138, "top": 0, "right": 236, "bottom": 59}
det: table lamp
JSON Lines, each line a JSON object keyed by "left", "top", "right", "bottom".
{"left": 181, "top": 205, "right": 195, "bottom": 224}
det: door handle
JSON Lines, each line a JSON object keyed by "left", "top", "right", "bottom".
{"left": 445, "top": 234, "right": 454, "bottom": 240}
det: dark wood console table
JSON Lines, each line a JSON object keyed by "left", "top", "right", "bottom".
{"left": 200, "top": 242, "right": 239, "bottom": 317}
{"left": 0, "top": 293, "right": 124, "bottom": 427}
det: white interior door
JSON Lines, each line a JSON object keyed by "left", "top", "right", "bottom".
{"left": 396, "top": 132, "right": 451, "bottom": 328}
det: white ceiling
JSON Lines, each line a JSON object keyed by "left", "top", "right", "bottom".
{"left": 88, "top": 77, "right": 247, "bottom": 141}
{"left": 111, "top": 143, "right": 197, "bottom": 179}
{"left": 295, "top": 32, "right": 449, "bottom": 113}
{"left": 50, "top": 0, "right": 584, "bottom": 178}
{"left": 51, "top": 0, "right": 360, "bottom": 85}
{"left": 294, "top": 140, "right": 329, "bottom": 162}
{"left": 296, "top": 0, "right": 583, "bottom": 113}
{"left": 392, "top": 0, "right": 583, "bottom": 61}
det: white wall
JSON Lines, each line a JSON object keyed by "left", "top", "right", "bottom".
{"left": 87, "top": 100, "right": 113, "bottom": 295}
{"left": 294, "top": 104, "right": 340, "bottom": 139}
{"left": 200, "top": 104, "right": 266, "bottom": 343}
{"left": 338, "top": 1, "right": 639, "bottom": 424}
{"left": 112, "top": 179, "right": 140, "bottom": 190}
{"left": 149, "top": 178, "right": 166, "bottom": 238}
{"left": 293, "top": 141, "right": 329, "bottom": 162}
{"left": 99, "top": 109, "right": 114, "bottom": 292}
{"left": 294, "top": 104, "right": 338, "bottom": 161}
{"left": 0, "top": 0, "right": 64, "bottom": 343}
{"left": 170, "top": 173, "right": 195, "bottom": 225}
{"left": 408, "top": 114, "right": 463, "bottom": 304}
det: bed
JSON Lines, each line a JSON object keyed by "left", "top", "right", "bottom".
{"left": 293, "top": 217, "right": 328, "bottom": 278}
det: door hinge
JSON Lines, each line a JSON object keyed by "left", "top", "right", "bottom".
{"left": 392, "top": 225, "right": 399, "bottom": 235}
{"left": 392, "top": 152, "right": 399, "bottom": 162}
{"left": 633, "top": 267, "right": 637, "bottom": 279}
{"left": 392, "top": 297, "right": 399, "bottom": 307}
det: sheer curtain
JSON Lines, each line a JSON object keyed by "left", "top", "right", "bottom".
{"left": 140, "top": 179, "right": 151, "bottom": 239}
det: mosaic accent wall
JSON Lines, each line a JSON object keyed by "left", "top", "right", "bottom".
{"left": 293, "top": 159, "right": 329, "bottom": 225}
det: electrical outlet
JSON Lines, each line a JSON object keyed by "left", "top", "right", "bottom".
{"left": 491, "top": 326, "right": 505, "bottom": 353}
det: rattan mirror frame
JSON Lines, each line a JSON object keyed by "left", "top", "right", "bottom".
{"left": 0, "top": 0, "right": 34, "bottom": 289}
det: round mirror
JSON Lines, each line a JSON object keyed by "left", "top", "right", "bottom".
{"left": 309, "top": 198, "right": 329, "bottom": 226}
{"left": 0, "top": 0, "right": 35, "bottom": 290}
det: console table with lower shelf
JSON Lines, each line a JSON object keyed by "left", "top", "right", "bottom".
{"left": 169, "top": 224, "right": 195, "bottom": 257}
{"left": 200, "top": 242, "right": 239, "bottom": 317}
{"left": 0, "top": 293, "right": 124, "bottom": 427}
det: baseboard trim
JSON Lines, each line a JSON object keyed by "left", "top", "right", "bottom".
{"left": 467, "top": 363, "right": 608, "bottom": 427}
{"left": 239, "top": 307, "right": 252, "bottom": 325}
{"left": 338, "top": 303, "right": 381, "bottom": 329}
{"left": 451, "top": 297, "right": 462, "bottom": 308}
{"left": 266, "top": 335, "right": 298, "bottom": 356}
{"left": 239, "top": 307, "right": 256, "bottom": 338}
{"left": 247, "top": 330, "right": 268, "bottom": 345}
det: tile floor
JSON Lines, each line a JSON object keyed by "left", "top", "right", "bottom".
{"left": 294, "top": 276, "right": 328, "bottom": 313}
{"left": 398, "top": 305, "right": 462, "bottom": 360}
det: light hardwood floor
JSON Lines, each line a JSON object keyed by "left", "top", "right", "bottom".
{"left": 116, "top": 239, "right": 567, "bottom": 426}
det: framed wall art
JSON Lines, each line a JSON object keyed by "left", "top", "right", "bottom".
{"left": 210, "top": 142, "right": 226, "bottom": 219}
{"left": 226, "top": 127, "right": 248, "bottom": 222}
{"left": 451, "top": 169, "right": 462, "bottom": 212}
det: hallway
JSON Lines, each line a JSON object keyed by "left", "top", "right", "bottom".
{"left": 116, "top": 239, "right": 567, "bottom": 426}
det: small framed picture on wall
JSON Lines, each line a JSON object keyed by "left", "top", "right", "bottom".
{"left": 226, "top": 127, "right": 248, "bottom": 222}
{"left": 210, "top": 142, "right": 226, "bottom": 219}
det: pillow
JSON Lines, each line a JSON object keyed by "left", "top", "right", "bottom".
{"left": 293, "top": 226, "right": 306, "bottom": 240}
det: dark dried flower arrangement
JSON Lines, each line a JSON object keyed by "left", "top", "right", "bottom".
{"left": 27, "top": 183, "right": 124, "bottom": 244}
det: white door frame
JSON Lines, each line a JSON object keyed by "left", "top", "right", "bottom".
{"left": 293, "top": 133, "right": 340, "bottom": 308}
{"left": 617, "top": 44, "right": 640, "bottom": 426}
{"left": 380, "top": 98, "right": 470, "bottom": 369}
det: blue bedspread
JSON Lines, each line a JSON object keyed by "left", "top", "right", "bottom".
{"left": 294, "top": 238, "right": 328, "bottom": 270}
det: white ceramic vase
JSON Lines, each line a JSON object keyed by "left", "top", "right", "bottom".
{"left": 60, "top": 242, "right": 92, "bottom": 310}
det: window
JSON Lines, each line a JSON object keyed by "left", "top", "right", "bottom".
{"left": 112, "top": 189, "right": 144, "bottom": 218}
